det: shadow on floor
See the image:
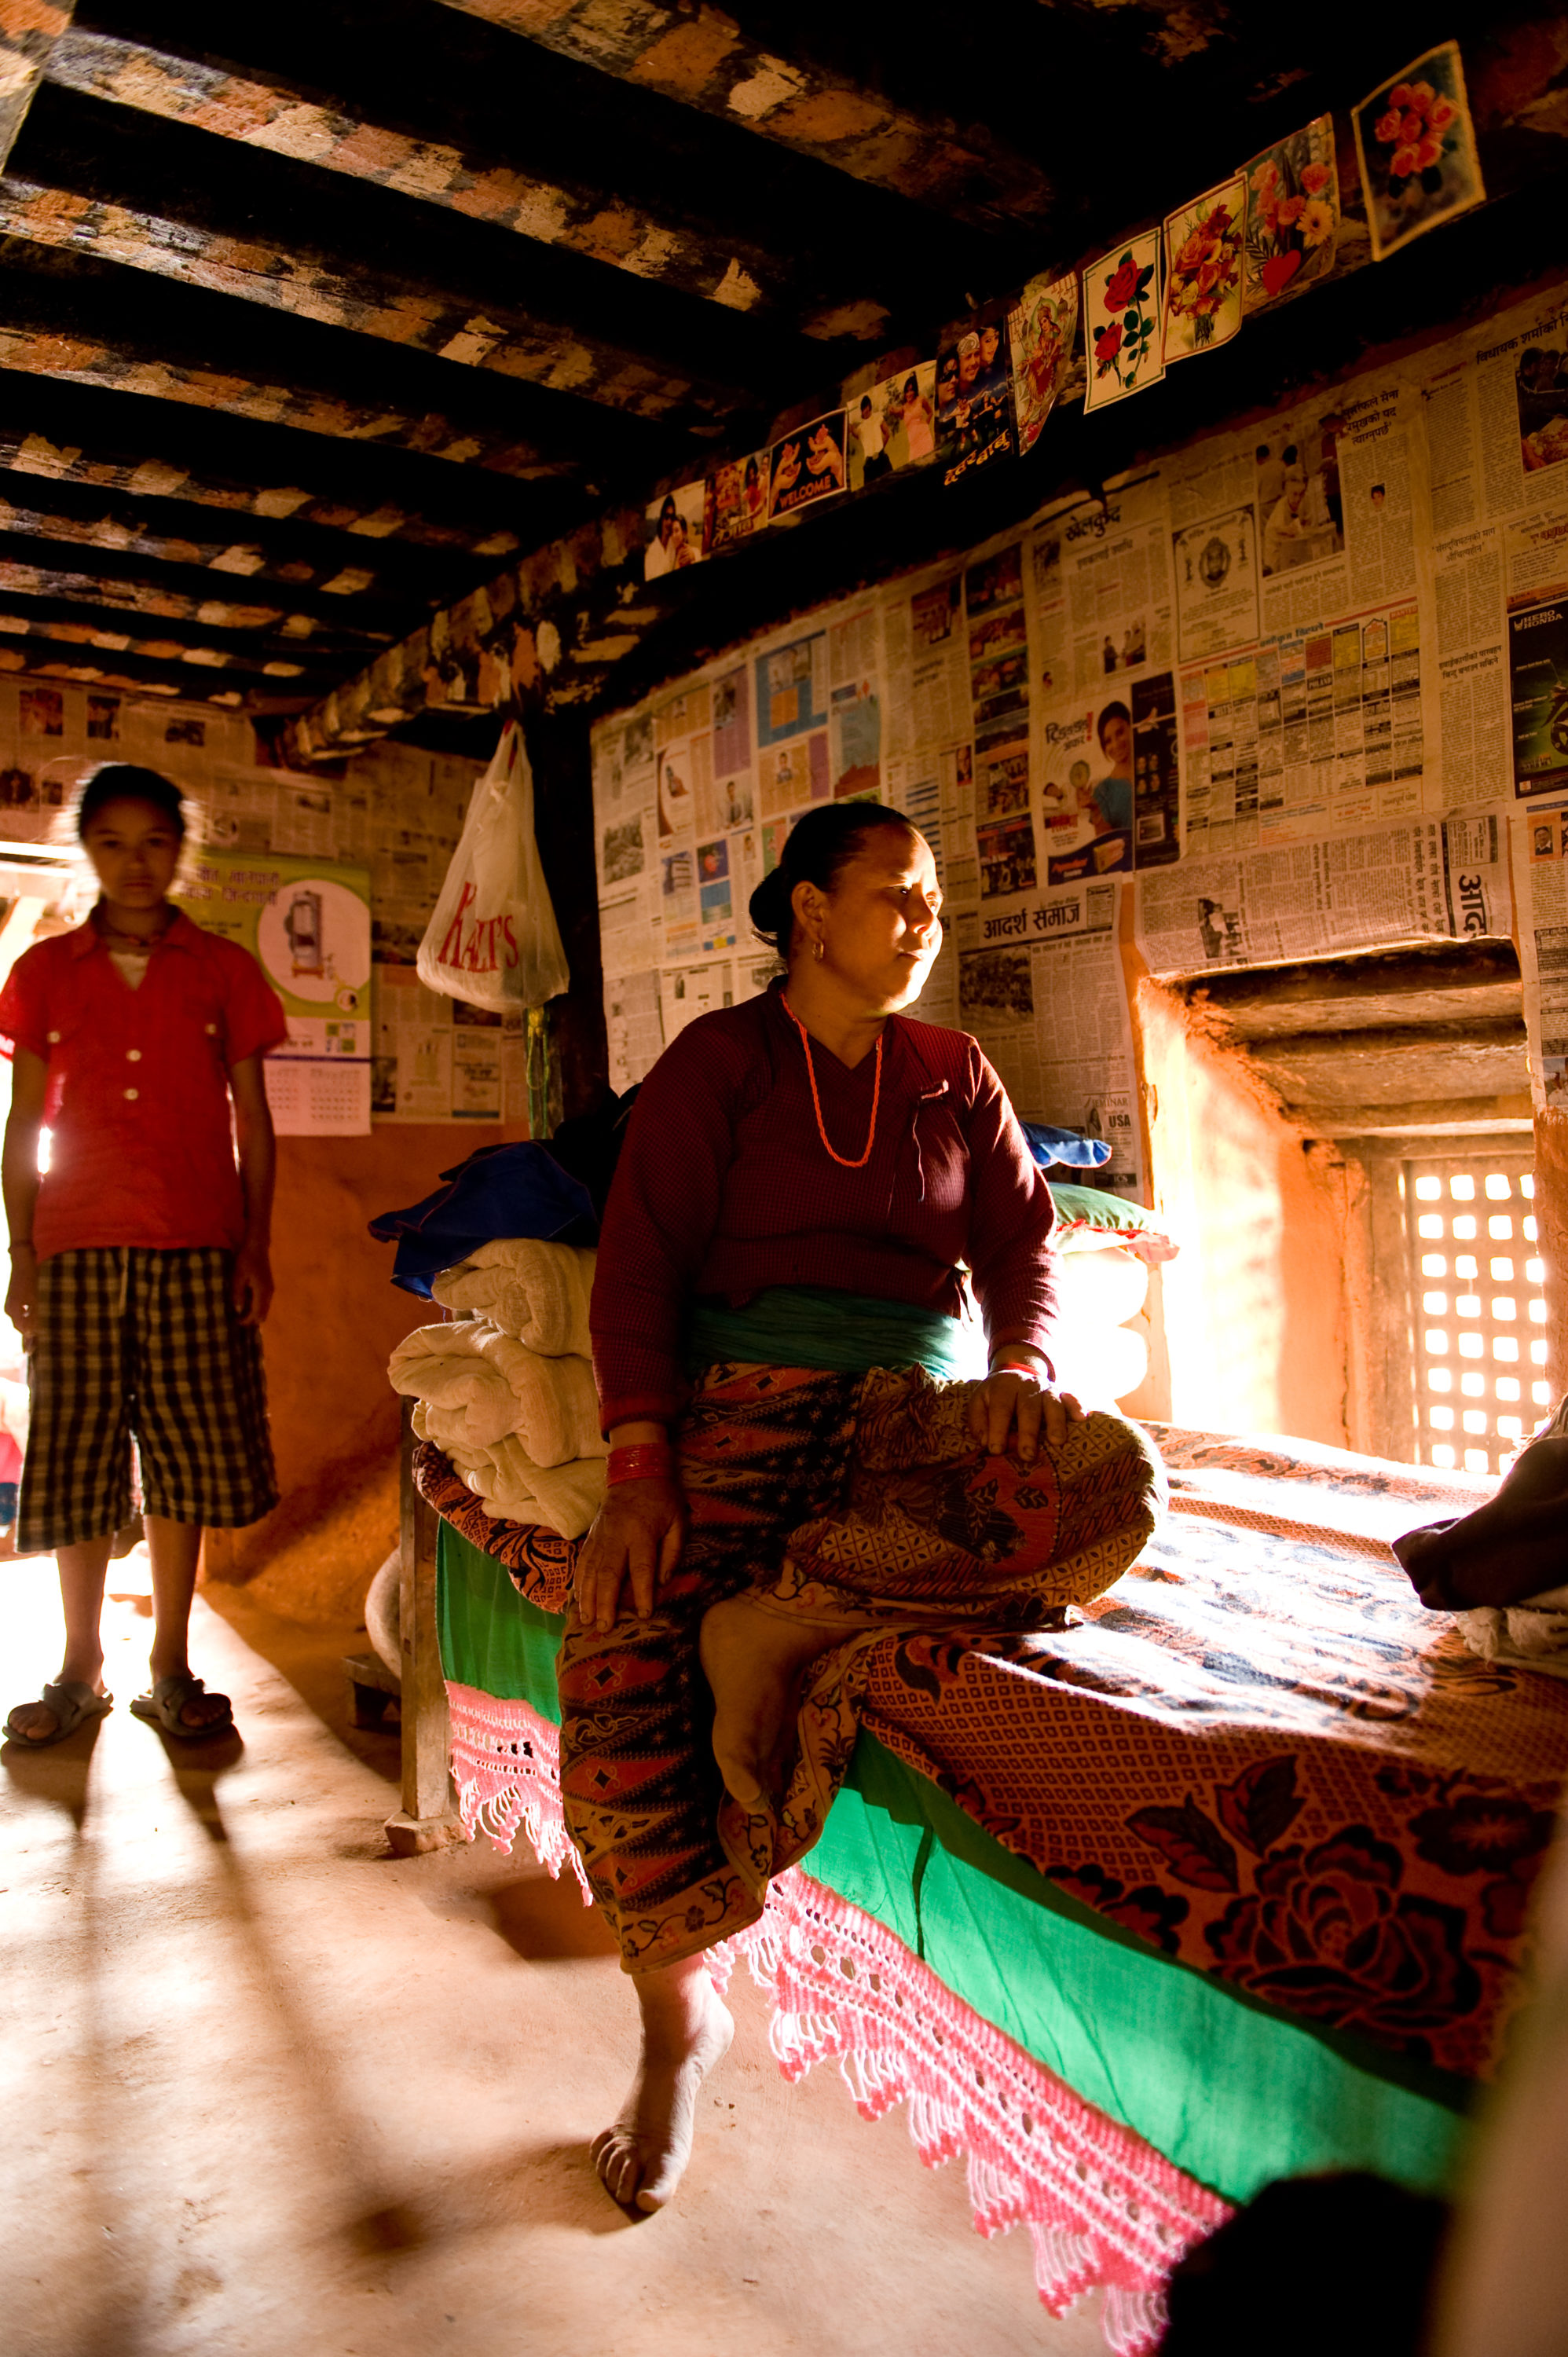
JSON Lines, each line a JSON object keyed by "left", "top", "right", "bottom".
{"left": 1, "top": 1711, "right": 106, "bottom": 1827}
{"left": 200, "top": 1582, "right": 402, "bottom": 1789}
{"left": 486, "top": 1872, "right": 621, "bottom": 1963}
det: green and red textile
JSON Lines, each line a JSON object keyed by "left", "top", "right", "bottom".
{"left": 558, "top": 1362, "right": 1160, "bottom": 1967}
{"left": 421, "top": 1424, "right": 1567, "bottom": 2348}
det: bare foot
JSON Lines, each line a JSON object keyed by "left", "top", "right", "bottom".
{"left": 146, "top": 1662, "right": 233, "bottom": 1732}
{"left": 699, "top": 1590, "right": 841, "bottom": 1809}
{"left": 591, "top": 1959, "right": 735, "bottom": 2213}
{"left": 6, "top": 1660, "right": 107, "bottom": 1743}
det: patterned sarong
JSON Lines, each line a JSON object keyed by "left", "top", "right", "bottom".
{"left": 500, "top": 1361, "right": 1160, "bottom": 1970}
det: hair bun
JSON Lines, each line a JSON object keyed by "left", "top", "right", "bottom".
{"left": 748, "top": 864, "right": 792, "bottom": 933}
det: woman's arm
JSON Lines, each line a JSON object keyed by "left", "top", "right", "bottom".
{"left": 229, "top": 1053, "right": 276, "bottom": 1325}
{"left": 2, "top": 1047, "right": 46, "bottom": 1335}
{"left": 962, "top": 1043, "right": 1083, "bottom": 1459}
{"left": 571, "top": 1417, "right": 687, "bottom": 1633}
{"left": 579, "top": 1017, "right": 755, "bottom": 1626}
{"left": 590, "top": 1017, "right": 753, "bottom": 1427}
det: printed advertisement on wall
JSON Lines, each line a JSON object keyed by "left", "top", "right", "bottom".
{"left": 178, "top": 848, "right": 372, "bottom": 1135}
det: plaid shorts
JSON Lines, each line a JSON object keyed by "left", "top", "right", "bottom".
{"left": 19, "top": 1246, "right": 278, "bottom": 1552}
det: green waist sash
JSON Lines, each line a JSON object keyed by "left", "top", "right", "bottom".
{"left": 686, "top": 1283, "right": 984, "bottom": 1382}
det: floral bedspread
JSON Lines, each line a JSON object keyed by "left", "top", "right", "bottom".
{"left": 418, "top": 1427, "right": 1568, "bottom": 2082}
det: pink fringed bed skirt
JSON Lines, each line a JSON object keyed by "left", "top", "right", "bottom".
{"left": 445, "top": 1679, "right": 1229, "bottom": 2355}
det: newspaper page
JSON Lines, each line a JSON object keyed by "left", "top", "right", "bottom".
{"left": 1134, "top": 812, "right": 1511, "bottom": 973}
{"left": 1419, "top": 288, "right": 1568, "bottom": 817}
{"left": 1159, "top": 375, "right": 1432, "bottom": 853}
{"left": 953, "top": 880, "right": 1144, "bottom": 1197}
{"left": 589, "top": 274, "right": 1568, "bottom": 1149}
{"left": 1516, "top": 808, "right": 1568, "bottom": 1112}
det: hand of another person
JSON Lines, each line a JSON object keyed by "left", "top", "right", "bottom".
{"left": 969, "top": 1369, "right": 1085, "bottom": 1464}
{"left": 231, "top": 1241, "right": 274, "bottom": 1326}
{"left": 5, "top": 1242, "right": 36, "bottom": 1336}
{"left": 573, "top": 1477, "right": 687, "bottom": 1632}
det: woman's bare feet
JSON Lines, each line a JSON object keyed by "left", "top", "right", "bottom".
{"left": 699, "top": 1590, "right": 843, "bottom": 1809}
{"left": 592, "top": 1956, "right": 735, "bottom": 2213}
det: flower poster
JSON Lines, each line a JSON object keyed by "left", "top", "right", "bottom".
{"left": 1008, "top": 270, "right": 1079, "bottom": 457}
{"left": 1163, "top": 177, "right": 1244, "bottom": 362}
{"left": 1352, "top": 42, "right": 1485, "bottom": 263}
{"left": 1243, "top": 115, "right": 1339, "bottom": 311}
{"left": 1083, "top": 233, "right": 1163, "bottom": 412}
{"left": 768, "top": 411, "right": 847, "bottom": 521}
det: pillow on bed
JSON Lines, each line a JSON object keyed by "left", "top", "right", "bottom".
{"left": 1020, "top": 1120, "right": 1114, "bottom": 1171}
{"left": 1048, "top": 1182, "right": 1178, "bottom": 1264}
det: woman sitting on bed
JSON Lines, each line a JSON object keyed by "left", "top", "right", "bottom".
{"left": 569, "top": 799, "right": 1163, "bottom": 2214}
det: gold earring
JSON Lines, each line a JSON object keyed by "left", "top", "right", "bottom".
{"left": 814, "top": 937, "right": 825, "bottom": 962}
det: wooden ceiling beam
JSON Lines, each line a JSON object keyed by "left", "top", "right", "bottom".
{"left": 0, "top": 161, "right": 769, "bottom": 432}
{"left": 0, "top": 377, "right": 536, "bottom": 562}
{"left": 434, "top": 0, "right": 1054, "bottom": 235}
{"left": 276, "top": 500, "right": 656, "bottom": 758}
{"left": 0, "top": 251, "right": 602, "bottom": 484}
{"left": 0, "top": 1, "right": 71, "bottom": 174}
{"left": 0, "top": 481, "right": 430, "bottom": 610}
{"left": 43, "top": 27, "right": 814, "bottom": 327}
{"left": 0, "top": 539, "right": 395, "bottom": 653}
{"left": 0, "top": 603, "right": 332, "bottom": 684}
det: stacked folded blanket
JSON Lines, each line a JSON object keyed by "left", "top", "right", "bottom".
{"left": 387, "top": 1240, "right": 605, "bottom": 1539}
{"left": 429, "top": 1237, "right": 595, "bottom": 1357}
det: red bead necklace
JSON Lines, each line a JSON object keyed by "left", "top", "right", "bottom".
{"left": 782, "top": 993, "right": 881, "bottom": 1169}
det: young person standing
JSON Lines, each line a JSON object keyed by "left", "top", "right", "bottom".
{"left": 2, "top": 764, "right": 288, "bottom": 1746}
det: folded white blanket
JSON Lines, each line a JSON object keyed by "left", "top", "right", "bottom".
{"left": 412, "top": 1403, "right": 604, "bottom": 1538}
{"left": 1458, "top": 1583, "right": 1568, "bottom": 1681}
{"left": 389, "top": 1318, "right": 605, "bottom": 1464}
{"left": 389, "top": 1319, "right": 520, "bottom": 1450}
{"left": 430, "top": 1239, "right": 595, "bottom": 1357}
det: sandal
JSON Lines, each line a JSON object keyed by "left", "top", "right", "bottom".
{"left": 129, "top": 1673, "right": 235, "bottom": 1741}
{"left": 5, "top": 1680, "right": 113, "bottom": 1747}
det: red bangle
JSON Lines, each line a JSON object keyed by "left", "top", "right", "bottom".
{"left": 607, "top": 1442, "right": 676, "bottom": 1486}
{"left": 991, "top": 1354, "right": 1043, "bottom": 1380}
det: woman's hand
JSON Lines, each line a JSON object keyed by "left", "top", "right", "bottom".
{"left": 573, "top": 1477, "right": 687, "bottom": 1632}
{"left": 968, "top": 1367, "right": 1085, "bottom": 1464}
{"left": 4, "top": 1241, "right": 36, "bottom": 1336}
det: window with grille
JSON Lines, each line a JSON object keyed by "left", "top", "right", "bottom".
{"left": 1406, "top": 1154, "right": 1547, "bottom": 1476}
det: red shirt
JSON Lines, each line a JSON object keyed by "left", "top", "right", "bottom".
{"left": 0, "top": 911, "right": 288, "bottom": 1260}
{"left": 592, "top": 982, "right": 1059, "bottom": 1428}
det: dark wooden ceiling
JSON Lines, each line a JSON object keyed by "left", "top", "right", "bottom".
{"left": 0, "top": 0, "right": 1539, "bottom": 730}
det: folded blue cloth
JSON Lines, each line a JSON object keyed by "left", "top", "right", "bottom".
{"left": 368, "top": 1141, "right": 596, "bottom": 1298}
{"left": 1020, "top": 1120, "right": 1114, "bottom": 1171}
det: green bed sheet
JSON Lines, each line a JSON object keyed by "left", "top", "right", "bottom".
{"left": 438, "top": 1523, "right": 1472, "bottom": 2204}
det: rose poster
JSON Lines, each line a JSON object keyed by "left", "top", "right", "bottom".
{"left": 1352, "top": 42, "right": 1485, "bottom": 262}
{"left": 1083, "top": 233, "right": 1163, "bottom": 412}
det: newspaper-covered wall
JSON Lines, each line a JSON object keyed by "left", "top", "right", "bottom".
{"left": 0, "top": 678, "right": 510, "bottom": 1128}
{"left": 591, "top": 282, "right": 1568, "bottom": 1178}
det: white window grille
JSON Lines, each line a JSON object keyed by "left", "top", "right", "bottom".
{"left": 1406, "top": 1153, "right": 1547, "bottom": 1476}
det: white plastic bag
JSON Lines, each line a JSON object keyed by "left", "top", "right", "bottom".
{"left": 416, "top": 720, "right": 569, "bottom": 1010}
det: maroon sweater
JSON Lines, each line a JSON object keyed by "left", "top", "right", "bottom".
{"left": 591, "top": 981, "right": 1059, "bottom": 1428}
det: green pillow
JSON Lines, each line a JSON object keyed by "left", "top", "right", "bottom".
{"left": 1048, "top": 1182, "right": 1178, "bottom": 1264}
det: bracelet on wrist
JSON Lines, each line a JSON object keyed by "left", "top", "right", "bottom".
{"left": 607, "top": 1440, "right": 676, "bottom": 1486}
{"left": 991, "top": 1353, "right": 1044, "bottom": 1380}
